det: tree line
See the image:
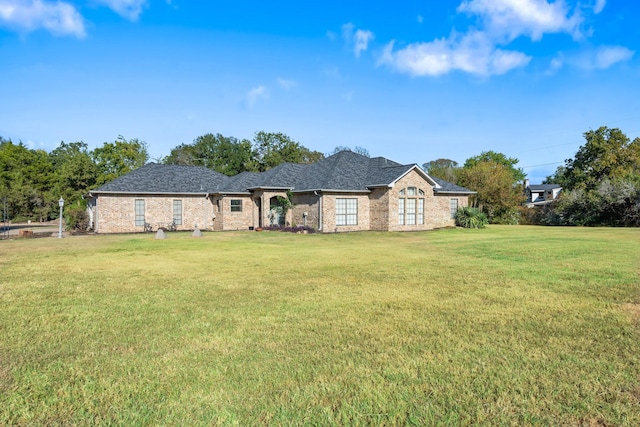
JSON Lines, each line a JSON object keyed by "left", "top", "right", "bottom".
{"left": 423, "top": 126, "right": 640, "bottom": 226}
{"left": 0, "top": 132, "right": 327, "bottom": 223}
{"left": 3, "top": 126, "right": 638, "bottom": 227}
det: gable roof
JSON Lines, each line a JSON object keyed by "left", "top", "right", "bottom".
{"left": 90, "top": 163, "right": 228, "bottom": 194}
{"left": 89, "top": 151, "right": 474, "bottom": 196}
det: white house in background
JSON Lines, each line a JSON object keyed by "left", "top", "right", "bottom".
{"left": 524, "top": 179, "right": 562, "bottom": 207}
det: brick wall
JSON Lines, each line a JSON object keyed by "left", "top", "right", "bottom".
{"left": 216, "top": 195, "right": 254, "bottom": 231}
{"left": 95, "top": 194, "right": 214, "bottom": 233}
{"left": 386, "top": 170, "right": 468, "bottom": 231}
{"left": 292, "top": 193, "right": 320, "bottom": 230}
{"left": 320, "top": 193, "right": 371, "bottom": 233}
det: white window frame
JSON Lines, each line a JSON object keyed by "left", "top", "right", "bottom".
{"left": 450, "top": 198, "right": 459, "bottom": 219}
{"left": 398, "top": 188, "right": 425, "bottom": 225}
{"left": 336, "top": 198, "right": 357, "bottom": 226}
{"left": 134, "top": 199, "right": 145, "bottom": 226}
{"left": 173, "top": 200, "right": 182, "bottom": 225}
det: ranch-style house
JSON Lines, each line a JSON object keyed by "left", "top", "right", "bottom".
{"left": 86, "top": 150, "right": 474, "bottom": 233}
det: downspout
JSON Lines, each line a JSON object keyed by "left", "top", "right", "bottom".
{"left": 314, "top": 190, "right": 322, "bottom": 232}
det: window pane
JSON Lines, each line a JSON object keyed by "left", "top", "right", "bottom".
{"left": 407, "top": 199, "right": 416, "bottom": 225}
{"left": 135, "top": 199, "right": 145, "bottom": 226}
{"left": 398, "top": 198, "right": 405, "bottom": 225}
{"left": 407, "top": 187, "right": 417, "bottom": 196}
{"left": 336, "top": 198, "right": 357, "bottom": 226}
{"left": 231, "top": 200, "right": 242, "bottom": 212}
{"left": 418, "top": 199, "right": 424, "bottom": 225}
{"left": 450, "top": 198, "right": 458, "bottom": 218}
{"left": 173, "top": 200, "right": 182, "bottom": 225}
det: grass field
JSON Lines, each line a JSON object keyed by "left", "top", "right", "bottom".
{"left": 1, "top": 226, "right": 639, "bottom": 425}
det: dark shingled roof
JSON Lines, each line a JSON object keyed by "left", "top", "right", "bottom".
{"left": 91, "top": 163, "right": 228, "bottom": 194}
{"left": 90, "top": 152, "right": 474, "bottom": 195}
{"left": 431, "top": 177, "right": 476, "bottom": 194}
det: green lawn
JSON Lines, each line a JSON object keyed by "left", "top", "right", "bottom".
{"left": 1, "top": 226, "right": 639, "bottom": 425}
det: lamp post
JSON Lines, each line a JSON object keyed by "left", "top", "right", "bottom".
{"left": 58, "top": 197, "right": 64, "bottom": 238}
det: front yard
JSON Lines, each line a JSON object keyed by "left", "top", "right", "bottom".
{"left": 1, "top": 226, "right": 639, "bottom": 425}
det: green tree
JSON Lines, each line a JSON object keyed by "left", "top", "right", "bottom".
{"left": 463, "top": 150, "right": 526, "bottom": 183}
{"left": 542, "top": 127, "right": 640, "bottom": 226}
{"left": 422, "top": 158, "right": 459, "bottom": 183}
{"left": 49, "top": 141, "right": 99, "bottom": 212}
{"left": 253, "top": 131, "right": 324, "bottom": 171}
{"left": 457, "top": 161, "right": 524, "bottom": 223}
{"left": 165, "top": 134, "right": 256, "bottom": 176}
{"left": 92, "top": 136, "right": 149, "bottom": 185}
{"left": 548, "top": 126, "right": 640, "bottom": 191}
{"left": 0, "top": 138, "right": 53, "bottom": 221}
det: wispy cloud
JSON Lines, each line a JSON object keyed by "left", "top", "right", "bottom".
{"left": 0, "top": 0, "right": 86, "bottom": 37}
{"left": 593, "top": 0, "right": 606, "bottom": 14}
{"left": 549, "top": 45, "right": 633, "bottom": 73}
{"left": 245, "top": 85, "right": 269, "bottom": 108}
{"left": 95, "top": 0, "right": 148, "bottom": 21}
{"left": 577, "top": 45, "right": 634, "bottom": 70}
{"left": 342, "top": 22, "right": 374, "bottom": 58}
{"left": 457, "top": 0, "right": 583, "bottom": 41}
{"left": 276, "top": 78, "right": 297, "bottom": 90}
{"left": 379, "top": 30, "right": 531, "bottom": 77}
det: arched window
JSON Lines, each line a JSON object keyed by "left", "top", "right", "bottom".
{"left": 398, "top": 187, "right": 424, "bottom": 225}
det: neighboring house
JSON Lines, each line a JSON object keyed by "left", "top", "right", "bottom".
{"left": 524, "top": 179, "right": 562, "bottom": 207}
{"left": 86, "top": 151, "right": 475, "bottom": 233}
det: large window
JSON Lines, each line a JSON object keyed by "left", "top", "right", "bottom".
{"left": 173, "top": 200, "right": 182, "bottom": 225}
{"left": 230, "top": 199, "right": 242, "bottom": 212}
{"left": 336, "top": 198, "right": 357, "bottom": 226}
{"left": 398, "top": 187, "right": 424, "bottom": 225}
{"left": 450, "top": 198, "right": 459, "bottom": 218}
{"left": 134, "top": 199, "right": 145, "bottom": 226}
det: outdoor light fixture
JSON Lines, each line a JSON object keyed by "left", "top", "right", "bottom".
{"left": 58, "top": 197, "right": 64, "bottom": 238}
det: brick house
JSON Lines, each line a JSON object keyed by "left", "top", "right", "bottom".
{"left": 86, "top": 151, "right": 474, "bottom": 233}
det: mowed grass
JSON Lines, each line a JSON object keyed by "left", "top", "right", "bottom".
{"left": 1, "top": 226, "right": 639, "bottom": 426}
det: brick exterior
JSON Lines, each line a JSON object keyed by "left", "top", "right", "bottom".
{"left": 94, "top": 194, "right": 214, "bottom": 233}
{"left": 212, "top": 195, "right": 254, "bottom": 231}
{"left": 92, "top": 170, "right": 469, "bottom": 234}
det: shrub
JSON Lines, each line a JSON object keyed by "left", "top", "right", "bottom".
{"left": 262, "top": 224, "right": 316, "bottom": 234}
{"left": 66, "top": 206, "right": 90, "bottom": 232}
{"left": 455, "top": 207, "right": 488, "bottom": 229}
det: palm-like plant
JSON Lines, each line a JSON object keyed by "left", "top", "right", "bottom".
{"left": 455, "top": 207, "right": 488, "bottom": 229}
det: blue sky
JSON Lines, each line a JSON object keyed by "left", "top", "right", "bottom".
{"left": 1, "top": 0, "right": 638, "bottom": 183}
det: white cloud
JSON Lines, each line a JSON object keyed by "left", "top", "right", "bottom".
{"left": 417, "top": 15, "right": 423, "bottom": 24}
{"left": 583, "top": 45, "right": 634, "bottom": 69}
{"left": 551, "top": 45, "right": 633, "bottom": 72}
{"left": 0, "top": 0, "right": 86, "bottom": 37}
{"left": 276, "top": 78, "right": 297, "bottom": 90}
{"left": 593, "top": 0, "right": 606, "bottom": 14}
{"left": 246, "top": 85, "right": 268, "bottom": 108}
{"left": 457, "top": 0, "right": 582, "bottom": 41}
{"left": 341, "top": 22, "right": 374, "bottom": 58}
{"left": 378, "top": 30, "right": 531, "bottom": 77}
{"left": 95, "top": 0, "right": 148, "bottom": 21}
{"left": 354, "top": 29, "right": 374, "bottom": 58}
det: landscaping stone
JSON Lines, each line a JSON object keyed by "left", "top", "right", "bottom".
{"left": 155, "top": 229, "right": 166, "bottom": 239}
